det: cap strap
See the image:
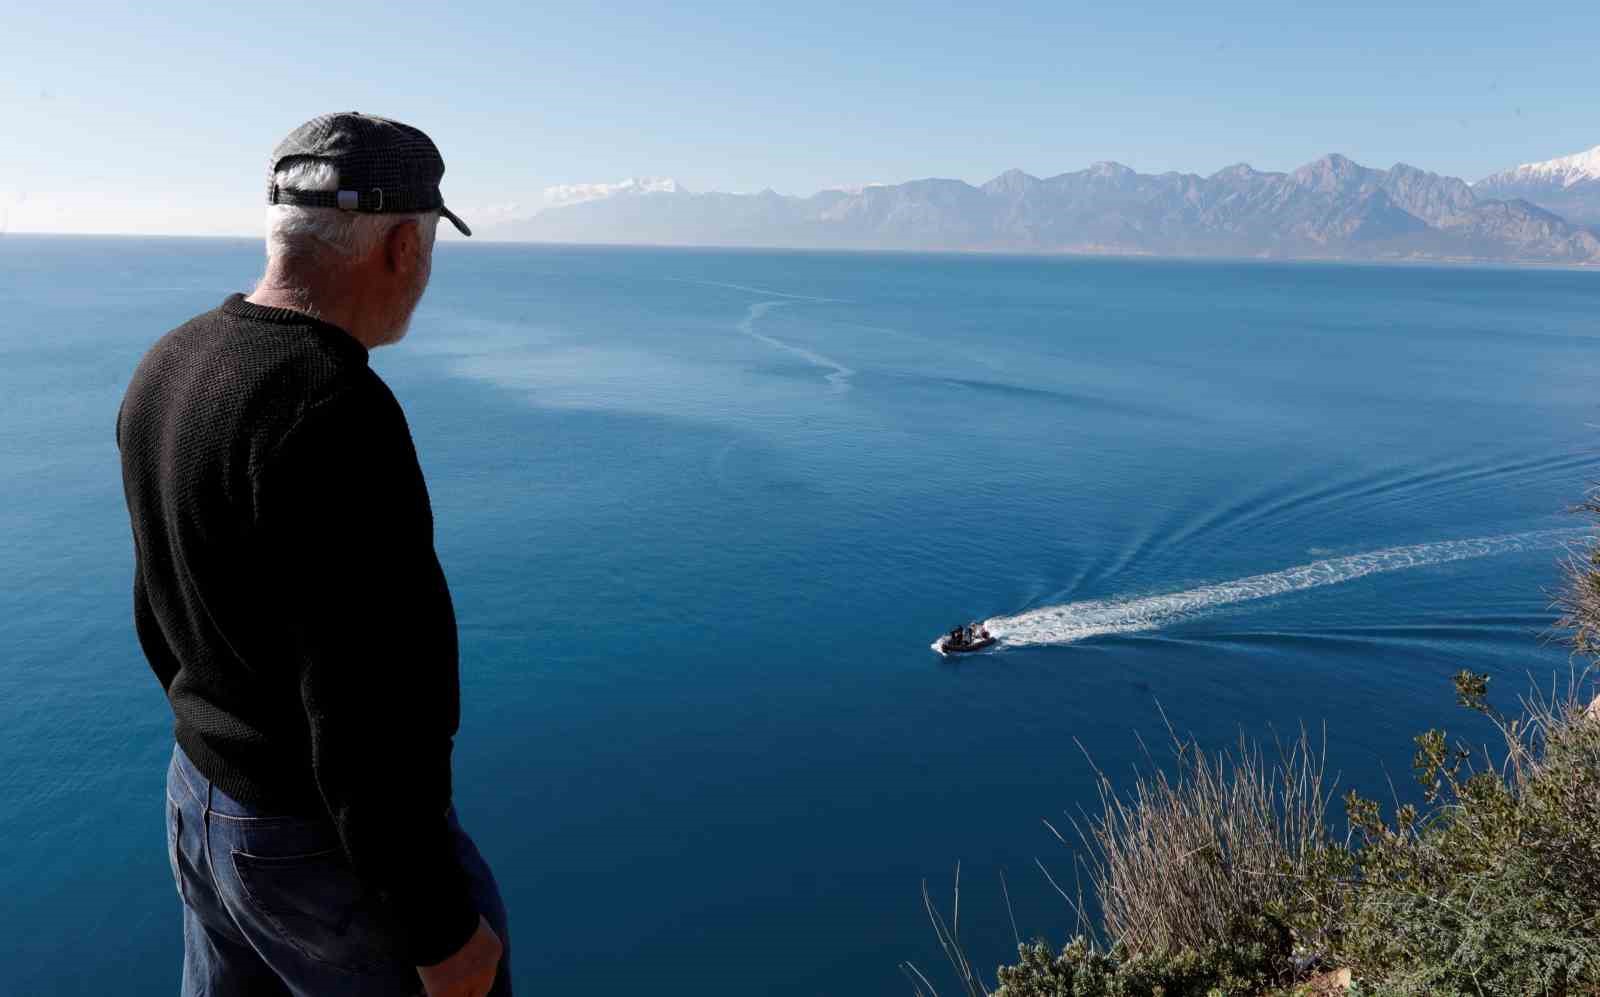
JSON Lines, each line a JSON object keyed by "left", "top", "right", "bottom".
{"left": 267, "top": 185, "right": 442, "bottom": 213}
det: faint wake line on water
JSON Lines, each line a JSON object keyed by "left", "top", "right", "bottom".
{"left": 666, "top": 277, "right": 854, "bottom": 390}
{"left": 982, "top": 528, "right": 1588, "bottom": 647}
{"left": 738, "top": 300, "right": 855, "bottom": 392}
{"left": 666, "top": 277, "right": 840, "bottom": 302}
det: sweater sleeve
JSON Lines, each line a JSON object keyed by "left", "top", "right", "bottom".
{"left": 254, "top": 377, "right": 480, "bottom": 967}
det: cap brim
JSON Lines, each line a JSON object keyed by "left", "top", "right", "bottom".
{"left": 440, "top": 204, "right": 471, "bottom": 237}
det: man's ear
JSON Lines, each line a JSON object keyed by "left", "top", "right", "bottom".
{"left": 384, "top": 219, "right": 422, "bottom": 276}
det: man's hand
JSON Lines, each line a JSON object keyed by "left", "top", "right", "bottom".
{"left": 417, "top": 915, "right": 503, "bottom": 997}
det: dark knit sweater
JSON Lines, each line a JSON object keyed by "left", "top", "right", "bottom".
{"left": 116, "top": 294, "right": 477, "bottom": 965}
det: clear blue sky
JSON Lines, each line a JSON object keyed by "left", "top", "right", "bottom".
{"left": 4, "top": 0, "right": 1597, "bottom": 235}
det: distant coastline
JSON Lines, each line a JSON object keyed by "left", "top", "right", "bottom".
{"left": 10, "top": 230, "right": 1598, "bottom": 272}
{"left": 471, "top": 237, "right": 1600, "bottom": 270}
{"left": 492, "top": 150, "right": 1600, "bottom": 267}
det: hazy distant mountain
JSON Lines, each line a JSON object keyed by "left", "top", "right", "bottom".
{"left": 493, "top": 154, "right": 1600, "bottom": 264}
{"left": 1475, "top": 145, "right": 1600, "bottom": 226}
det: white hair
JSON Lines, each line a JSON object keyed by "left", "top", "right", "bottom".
{"left": 265, "top": 159, "right": 439, "bottom": 263}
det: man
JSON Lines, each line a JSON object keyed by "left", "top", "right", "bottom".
{"left": 116, "top": 113, "right": 509, "bottom": 997}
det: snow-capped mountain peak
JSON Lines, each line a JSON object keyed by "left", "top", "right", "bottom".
{"left": 541, "top": 177, "right": 683, "bottom": 210}
{"left": 1480, "top": 145, "right": 1600, "bottom": 190}
{"left": 821, "top": 182, "right": 890, "bottom": 195}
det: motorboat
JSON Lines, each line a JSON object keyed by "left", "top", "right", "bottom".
{"left": 936, "top": 622, "right": 996, "bottom": 655}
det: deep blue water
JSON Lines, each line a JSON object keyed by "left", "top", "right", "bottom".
{"left": 3, "top": 236, "right": 1598, "bottom": 995}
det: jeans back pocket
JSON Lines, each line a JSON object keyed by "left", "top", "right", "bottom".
{"left": 230, "top": 847, "right": 404, "bottom": 974}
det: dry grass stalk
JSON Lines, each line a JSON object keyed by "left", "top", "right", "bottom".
{"left": 1555, "top": 493, "right": 1600, "bottom": 659}
{"left": 1073, "top": 722, "right": 1338, "bottom": 959}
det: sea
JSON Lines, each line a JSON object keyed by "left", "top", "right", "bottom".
{"left": 3, "top": 236, "right": 1598, "bottom": 995}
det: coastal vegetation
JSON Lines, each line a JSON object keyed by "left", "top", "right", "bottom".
{"left": 910, "top": 519, "right": 1600, "bottom": 996}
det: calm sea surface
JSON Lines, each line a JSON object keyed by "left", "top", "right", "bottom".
{"left": 3, "top": 237, "right": 1598, "bottom": 994}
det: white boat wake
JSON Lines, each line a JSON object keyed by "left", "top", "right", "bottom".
{"left": 975, "top": 528, "right": 1585, "bottom": 648}
{"left": 668, "top": 277, "right": 837, "bottom": 302}
{"left": 738, "top": 300, "right": 854, "bottom": 392}
{"left": 667, "top": 277, "right": 853, "bottom": 391}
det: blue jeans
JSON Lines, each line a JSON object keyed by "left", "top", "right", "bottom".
{"left": 166, "top": 743, "right": 512, "bottom": 996}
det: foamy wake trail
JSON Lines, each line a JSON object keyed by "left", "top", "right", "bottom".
{"left": 670, "top": 278, "right": 836, "bottom": 302}
{"left": 983, "top": 529, "right": 1585, "bottom": 647}
{"left": 739, "top": 301, "right": 854, "bottom": 391}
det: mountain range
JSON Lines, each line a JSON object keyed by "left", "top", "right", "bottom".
{"left": 1474, "top": 145, "right": 1600, "bottom": 228}
{"left": 492, "top": 147, "right": 1600, "bottom": 264}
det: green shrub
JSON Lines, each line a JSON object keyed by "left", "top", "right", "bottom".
{"left": 910, "top": 673, "right": 1600, "bottom": 997}
{"left": 1337, "top": 672, "right": 1600, "bottom": 995}
{"left": 990, "top": 935, "right": 1291, "bottom": 997}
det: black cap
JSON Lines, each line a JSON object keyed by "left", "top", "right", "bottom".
{"left": 266, "top": 112, "right": 470, "bottom": 236}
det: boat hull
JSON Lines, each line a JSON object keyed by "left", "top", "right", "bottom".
{"left": 937, "top": 635, "right": 997, "bottom": 655}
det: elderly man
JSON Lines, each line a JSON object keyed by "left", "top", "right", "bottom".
{"left": 116, "top": 113, "right": 509, "bottom": 997}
